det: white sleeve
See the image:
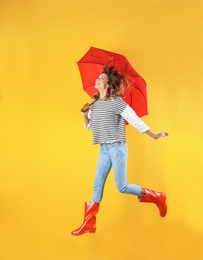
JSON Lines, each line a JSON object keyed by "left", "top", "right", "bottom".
{"left": 84, "top": 109, "right": 92, "bottom": 130}
{"left": 121, "top": 105, "right": 150, "bottom": 133}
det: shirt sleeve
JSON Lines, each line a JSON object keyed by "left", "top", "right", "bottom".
{"left": 121, "top": 105, "right": 150, "bottom": 133}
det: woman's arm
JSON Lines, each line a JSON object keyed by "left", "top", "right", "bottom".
{"left": 82, "top": 111, "right": 90, "bottom": 128}
{"left": 121, "top": 105, "right": 168, "bottom": 139}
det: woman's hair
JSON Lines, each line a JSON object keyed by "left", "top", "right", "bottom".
{"left": 92, "top": 66, "right": 128, "bottom": 101}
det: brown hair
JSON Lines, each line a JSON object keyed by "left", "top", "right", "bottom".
{"left": 92, "top": 66, "right": 128, "bottom": 101}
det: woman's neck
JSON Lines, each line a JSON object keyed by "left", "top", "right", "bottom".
{"left": 99, "top": 90, "right": 107, "bottom": 100}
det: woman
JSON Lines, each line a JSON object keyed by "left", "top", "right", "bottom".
{"left": 71, "top": 66, "right": 168, "bottom": 236}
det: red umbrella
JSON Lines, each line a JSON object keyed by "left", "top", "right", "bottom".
{"left": 77, "top": 46, "right": 148, "bottom": 117}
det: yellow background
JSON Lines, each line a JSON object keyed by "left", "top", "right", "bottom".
{"left": 0, "top": 0, "right": 203, "bottom": 259}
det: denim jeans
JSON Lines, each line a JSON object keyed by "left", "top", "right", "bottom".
{"left": 92, "top": 142, "right": 142, "bottom": 202}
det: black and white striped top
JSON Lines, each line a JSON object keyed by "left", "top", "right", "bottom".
{"left": 87, "top": 96, "right": 149, "bottom": 145}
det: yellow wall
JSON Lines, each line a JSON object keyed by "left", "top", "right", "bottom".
{"left": 0, "top": 0, "right": 203, "bottom": 259}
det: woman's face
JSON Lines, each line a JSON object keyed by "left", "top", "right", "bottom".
{"left": 95, "top": 73, "right": 109, "bottom": 91}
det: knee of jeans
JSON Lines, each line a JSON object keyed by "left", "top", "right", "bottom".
{"left": 117, "top": 184, "right": 127, "bottom": 193}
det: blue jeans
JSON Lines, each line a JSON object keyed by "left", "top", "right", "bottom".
{"left": 92, "top": 142, "right": 142, "bottom": 202}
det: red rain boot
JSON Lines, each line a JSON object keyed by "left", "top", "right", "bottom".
{"left": 139, "top": 188, "right": 167, "bottom": 217}
{"left": 71, "top": 202, "right": 99, "bottom": 236}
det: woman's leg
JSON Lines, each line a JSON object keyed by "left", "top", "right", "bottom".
{"left": 110, "top": 143, "right": 167, "bottom": 217}
{"left": 92, "top": 144, "right": 112, "bottom": 202}
{"left": 110, "top": 143, "right": 142, "bottom": 196}
{"left": 71, "top": 145, "right": 112, "bottom": 236}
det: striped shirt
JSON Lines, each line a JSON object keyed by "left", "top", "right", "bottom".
{"left": 87, "top": 96, "right": 149, "bottom": 145}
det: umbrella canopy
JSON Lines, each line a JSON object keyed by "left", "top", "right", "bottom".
{"left": 77, "top": 46, "right": 148, "bottom": 117}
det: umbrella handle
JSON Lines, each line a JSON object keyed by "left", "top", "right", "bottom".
{"left": 80, "top": 100, "right": 96, "bottom": 112}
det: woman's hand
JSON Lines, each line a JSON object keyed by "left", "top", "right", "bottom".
{"left": 155, "top": 132, "right": 169, "bottom": 140}
{"left": 145, "top": 130, "right": 169, "bottom": 140}
{"left": 81, "top": 110, "right": 89, "bottom": 118}
{"left": 81, "top": 103, "right": 90, "bottom": 113}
